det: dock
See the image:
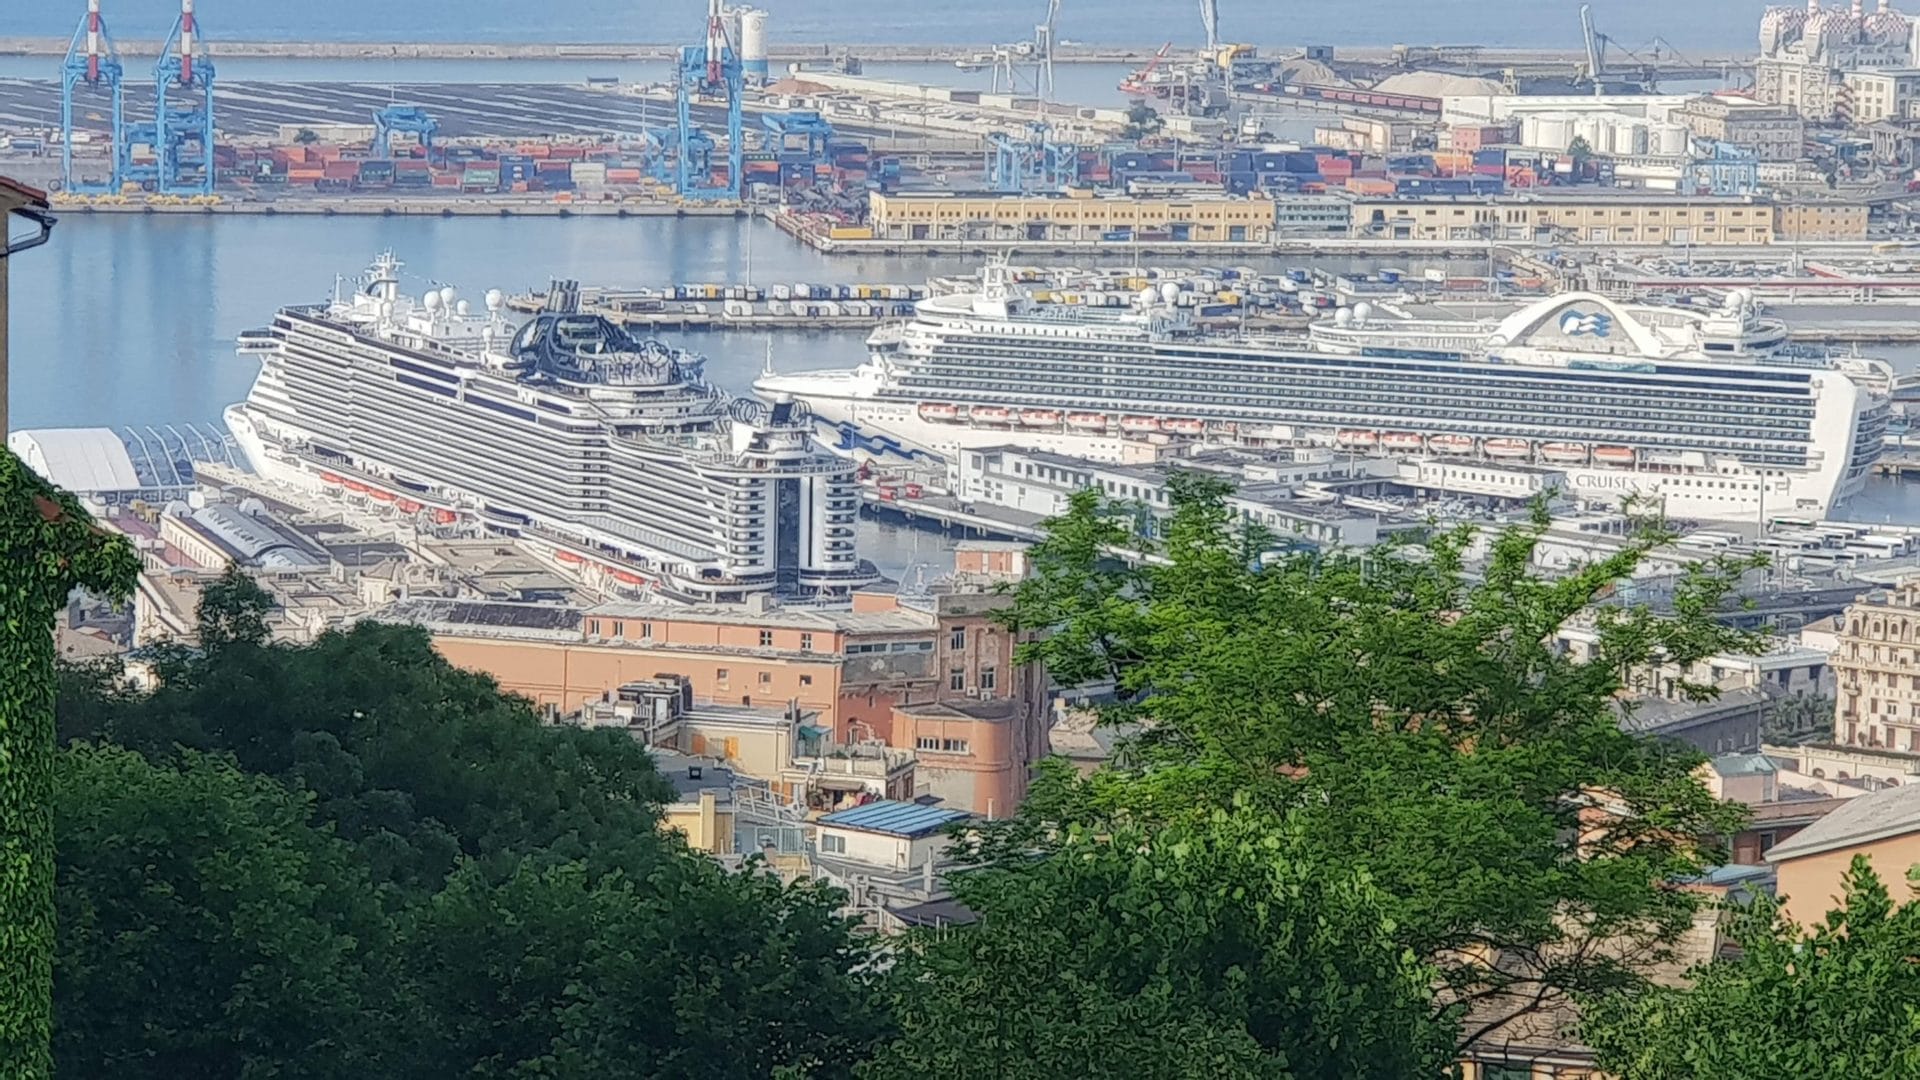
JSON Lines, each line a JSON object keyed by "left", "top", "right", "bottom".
{"left": 1874, "top": 452, "right": 1920, "bottom": 478}
{"left": 45, "top": 196, "right": 746, "bottom": 218}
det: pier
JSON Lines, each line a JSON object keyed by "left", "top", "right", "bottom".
{"left": 1874, "top": 452, "right": 1920, "bottom": 479}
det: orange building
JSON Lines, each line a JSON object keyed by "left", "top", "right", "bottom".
{"left": 385, "top": 574, "right": 1047, "bottom": 817}
{"left": 1765, "top": 783, "right": 1920, "bottom": 928}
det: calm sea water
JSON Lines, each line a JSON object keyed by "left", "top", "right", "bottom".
{"left": 12, "top": 0, "right": 1777, "bottom": 53}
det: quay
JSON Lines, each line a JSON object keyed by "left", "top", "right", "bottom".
{"left": 1874, "top": 452, "right": 1920, "bottom": 479}
{"left": 46, "top": 197, "right": 747, "bottom": 218}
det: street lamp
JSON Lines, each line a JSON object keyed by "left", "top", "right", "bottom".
{"left": 1, "top": 176, "right": 57, "bottom": 437}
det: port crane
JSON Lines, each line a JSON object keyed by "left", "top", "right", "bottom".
{"left": 371, "top": 105, "right": 438, "bottom": 161}
{"left": 1199, "top": 0, "right": 1220, "bottom": 51}
{"left": 153, "top": 0, "right": 216, "bottom": 195}
{"left": 59, "top": 0, "right": 126, "bottom": 193}
{"left": 967, "top": 0, "right": 1062, "bottom": 99}
{"left": 675, "top": 0, "right": 745, "bottom": 200}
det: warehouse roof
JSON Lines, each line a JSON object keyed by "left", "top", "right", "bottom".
{"left": 6, "top": 428, "right": 143, "bottom": 494}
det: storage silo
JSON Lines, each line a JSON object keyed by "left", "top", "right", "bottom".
{"left": 740, "top": 8, "right": 770, "bottom": 80}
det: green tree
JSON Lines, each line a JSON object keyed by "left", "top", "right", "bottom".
{"left": 195, "top": 562, "right": 274, "bottom": 648}
{"left": 396, "top": 859, "right": 884, "bottom": 1079}
{"left": 1121, "top": 102, "right": 1164, "bottom": 142}
{"left": 1584, "top": 855, "right": 1920, "bottom": 1079}
{"left": 1, "top": 452, "right": 138, "bottom": 1078}
{"left": 1568, "top": 135, "right": 1594, "bottom": 171}
{"left": 53, "top": 743, "right": 391, "bottom": 1079}
{"left": 860, "top": 804, "right": 1453, "bottom": 1079}
{"left": 991, "top": 475, "right": 1754, "bottom": 1052}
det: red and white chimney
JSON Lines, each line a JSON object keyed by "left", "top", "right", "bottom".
{"left": 179, "top": 0, "right": 196, "bottom": 86}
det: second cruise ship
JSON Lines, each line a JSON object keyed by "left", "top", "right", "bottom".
{"left": 755, "top": 263, "right": 1890, "bottom": 522}
{"left": 227, "top": 255, "right": 878, "bottom": 604}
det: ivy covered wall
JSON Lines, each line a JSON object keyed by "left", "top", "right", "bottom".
{"left": 0, "top": 451, "right": 138, "bottom": 1077}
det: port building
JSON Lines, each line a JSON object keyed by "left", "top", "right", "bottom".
{"left": 1347, "top": 192, "right": 1868, "bottom": 245}
{"left": 867, "top": 189, "right": 1277, "bottom": 244}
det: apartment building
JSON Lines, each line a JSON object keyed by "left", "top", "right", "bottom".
{"left": 1843, "top": 67, "right": 1920, "bottom": 123}
{"left": 384, "top": 559, "right": 1048, "bottom": 816}
{"left": 1669, "top": 96, "right": 1805, "bottom": 162}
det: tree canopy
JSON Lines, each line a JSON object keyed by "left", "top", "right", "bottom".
{"left": 963, "top": 475, "right": 1754, "bottom": 1053}
{"left": 50, "top": 572, "right": 886, "bottom": 1078}
{"left": 1584, "top": 856, "right": 1920, "bottom": 1079}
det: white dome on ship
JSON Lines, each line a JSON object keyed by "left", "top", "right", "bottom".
{"left": 484, "top": 288, "right": 505, "bottom": 311}
{"left": 421, "top": 291, "right": 441, "bottom": 311}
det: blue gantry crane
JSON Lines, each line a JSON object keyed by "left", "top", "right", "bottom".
{"left": 60, "top": 0, "right": 126, "bottom": 193}
{"left": 153, "top": 0, "right": 216, "bottom": 195}
{"left": 675, "top": 0, "right": 744, "bottom": 200}
{"left": 986, "top": 122, "right": 1078, "bottom": 193}
{"left": 372, "top": 105, "right": 438, "bottom": 161}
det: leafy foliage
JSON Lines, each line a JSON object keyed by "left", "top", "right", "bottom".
{"left": 53, "top": 744, "right": 391, "bottom": 1079}
{"left": 51, "top": 582, "right": 886, "bottom": 1077}
{"left": 1585, "top": 856, "right": 1920, "bottom": 1079}
{"left": 989, "top": 475, "right": 1754, "bottom": 1051}
{"left": 0, "top": 451, "right": 138, "bottom": 1078}
{"left": 861, "top": 802, "right": 1453, "bottom": 1079}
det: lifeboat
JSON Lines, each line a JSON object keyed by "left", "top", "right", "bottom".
{"left": 918, "top": 402, "right": 962, "bottom": 423}
{"left": 318, "top": 472, "right": 344, "bottom": 485}
{"left": 1380, "top": 432, "right": 1425, "bottom": 451}
{"left": 1162, "top": 418, "right": 1205, "bottom": 436}
{"left": 1019, "top": 409, "right": 1064, "bottom": 427}
{"left": 1119, "top": 416, "right": 1161, "bottom": 434}
{"left": 432, "top": 509, "right": 458, "bottom": 525}
{"left": 1336, "top": 430, "right": 1379, "bottom": 448}
{"left": 342, "top": 480, "right": 370, "bottom": 493}
{"left": 611, "top": 570, "right": 646, "bottom": 586}
{"left": 1066, "top": 412, "right": 1110, "bottom": 431}
{"left": 1484, "top": 438, "right": 1531, "bottom": 459}
{"left": 369, "top": 489, "right": 396, "bottom": 503}
{"left": 1593, "top": 446, "right": 1636, "bottom": 465}
{"left": 972, "top": 406, "right": 1013, "bottom": 424}
{"left": 396, "top": 499, "right": 424, "bottom": 514}
{"left": 1429, "top": 434, "right": 1473, "bottom": 455}
{"left": 556, "top": 550, "right": 586, "bottom": 566}
{"left": 1540, "top": 443, "right": 1589, "bottom": 464}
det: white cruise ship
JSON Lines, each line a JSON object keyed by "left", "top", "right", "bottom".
{"left": 227, "top": 255, "right": 877, "bottom": 604}
{"left": 755, "top": 264, "right": 1890, "bottom": 522}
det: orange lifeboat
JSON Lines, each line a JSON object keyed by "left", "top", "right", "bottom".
{"left": 396, "top": 499, "right": 424, "bottom": 514}
{"left": 1336, "top": 430, "right": 1379, "bottom": 448}
{"left": 1065, "top": 412, "right": 1110, "bottom": 431}
{"left": 318, "top": 471, "right": 344, "bottom": 485}
{"left": 1592, "top": 446, "right": 1636, "bottom": 465}
{"left": 1019, "top": 409, "right": 1065, "bottom": 427}
{"left": 972, "top": 406, "right": 1012, "bottom": 423}
{"left": 1428, "top": 434, "right": 1473, "bottom": 455}
{"left": 918, "top": 402, "right": 961, "bottom": 423}
{"left": 342, "top": 480, "right": 370, "bottom": 493}
{"left": 1162, "top": 418, "right": 1205, "bottom": 436}
{"left": 556, "top": 550, "right": 586, "bottom": 566}
{"left": 1119, "top": 415, "right": 1161, "bottom": 434}
{"left": 1484, "top": 438, "right": 1531, "bottom": 459}
{"left": 1540, "top": 443, "right": 1588, "bottom": 464}
{"left": 612, "top": 570, "right": 646, "bottom": 586}
{"left": 1380, "top": 432, "right": 1425, "bottom": 451}
{"left": 369, "top": 489, "right": 396, "bottom": 503}
{"left": 432, "top": 509, "right": 458, "bottom": 525}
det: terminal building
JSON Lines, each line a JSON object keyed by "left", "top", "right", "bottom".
{"left": 866, "top": 190, "right": 1277, "bottom": 244}
{"left": 1346, "top": 192, "right": 1868, "bottom": 245}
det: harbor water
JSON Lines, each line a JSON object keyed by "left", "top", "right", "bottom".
{"left": 12, "top": 213, "right": 1920, "bottom": 565}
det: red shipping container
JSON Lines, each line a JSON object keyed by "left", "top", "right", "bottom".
{"left": 431, "top": 174, "right": 461, "bottom": 187}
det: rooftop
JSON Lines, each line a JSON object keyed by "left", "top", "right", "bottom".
{"left": 1765, "top": 782, "right": 1920, "bottom": 864}
{"left": 1711, "top": 752, "right": 1779, "bottom": 778}
{"left": 589, "top": 600, "right": 933, "bottom": 635}
{"left": 0, "top": 175, "right": 48, "bottom": 208}
{"left": 379, "top": 597, "right": 585, "bottom": 634}
{"left": 648, "top": 751, "right": 737, "bottom": 807}
{"left": 6, "top": 428, "right": 142, "bottom": 494}
{"left": 818, "top": 800, "right": 970, "bottom": 838}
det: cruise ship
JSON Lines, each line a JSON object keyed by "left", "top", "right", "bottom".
{"left": 754, "top": 263, "right": 1890, "bottom": 522}
{"left": 227, "top": 255, "right": 877, "bottom": 604}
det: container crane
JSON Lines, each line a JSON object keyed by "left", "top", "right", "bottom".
{"left": 1580, "top": 4, "right": 1605, "bottom": 96}
{"left": 676, "top": 0, "right": 743, "bottom": 200}
{"left": 60, "top": 0, "right": 126, "bottom": 194}
{"left": 372, "top": 105, "right": 438, "bottom": 160}
{"left": 153, "top": 0, "right": 215, "bottom": 195}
